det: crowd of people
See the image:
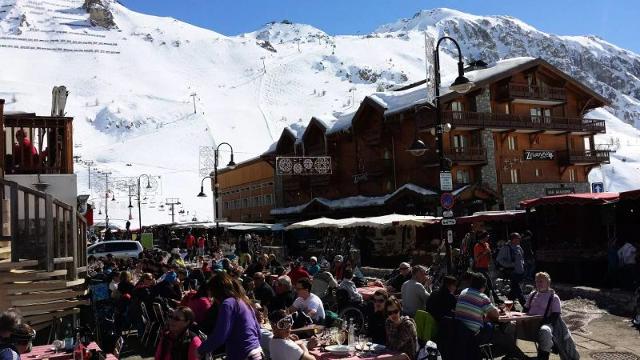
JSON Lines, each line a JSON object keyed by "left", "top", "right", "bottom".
{"left": 74, "top": 226, "right": 583, "bottom": 360}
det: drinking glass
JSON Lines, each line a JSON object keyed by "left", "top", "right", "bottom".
{"left": 504, "top": 300, "right": 514, "bottom": 315}
{"left": 337, "top": 330, "right": 347, "bottom": 345}
{"left": 358, "top": 335, "right": 367, "bottom": 351}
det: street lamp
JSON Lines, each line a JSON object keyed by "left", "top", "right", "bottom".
{"left": 409, "top": 36, "right": 474, "bottom": 273}
{"left": 136, "top": 174, "right": 154, "bottom": 234}
{"left": 197, "top": 142, "right": 235, "bottom": 238}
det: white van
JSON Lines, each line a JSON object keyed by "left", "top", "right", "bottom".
{"left": 87, "top": 240, "right": 144, "bottom": 259}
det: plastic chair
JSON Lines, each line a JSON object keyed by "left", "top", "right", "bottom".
{"left": 415, "top": 310, "right": 438, "bottom": 343}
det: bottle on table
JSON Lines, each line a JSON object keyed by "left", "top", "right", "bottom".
{"left": 73, "top": 332, "right": 87, "bottom": 360}
{"left": 63, "top": 323, "right": 74, "bottom": 351}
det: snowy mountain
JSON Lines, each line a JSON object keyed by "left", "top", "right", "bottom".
{"left": 0, "top": 1, "right": 638, "bottom": 225}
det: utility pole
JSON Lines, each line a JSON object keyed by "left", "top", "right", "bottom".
{"left": 190, "top": 92, "right": 197, "bottom": 114}
{"left": 84, "top": 160, "right": 94, "bottom": 189}
{"left": 165, "top": 198, "right": 181, "bottom": 223}
{"left": 103, "top": 171, "right": 112, "bottom": 229}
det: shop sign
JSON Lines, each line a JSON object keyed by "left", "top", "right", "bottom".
{"left": 524, "top": 150, "right": 555, "bottom": 160}
{"left": 545, "top": 187, "right": 575, "bottom": 196}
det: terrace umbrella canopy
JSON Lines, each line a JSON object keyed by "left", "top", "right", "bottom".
{"left": 285, "top": 214, "right": 441, "bottom": 230}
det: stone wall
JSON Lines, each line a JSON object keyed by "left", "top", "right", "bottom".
{"left": 476, "top": 88, "right": 499, "bottom": 193}
{"left": 502, "top": 182, "right": 589, "bottom": 209}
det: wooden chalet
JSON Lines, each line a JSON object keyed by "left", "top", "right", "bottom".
{"left": 263, "top": 57, "right": 610, "bottom": 222}
{"left": 0, "top": 99, "right": 87, "bottom": 330}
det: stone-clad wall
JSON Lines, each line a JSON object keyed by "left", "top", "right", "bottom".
{"left": 476, "top": 88, "right": 499, "bottom": 193}
{"left": 503, "top": 182, "right": 589, "bottom": 209}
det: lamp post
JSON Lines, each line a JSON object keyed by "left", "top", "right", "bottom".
{"left": 136, "top": 174, "right": 153, "bottom": 234}
{"left": 409, "top": 36, "right": 474, "bottom": 273}
{"left": 102, "top": 172, "right": 113, "bottom": 230}
{"left": 197, "top": 142, "right": 236, "bottom": 235}
{"left": 197, "top": 174, "right": 215, "bottom": 221}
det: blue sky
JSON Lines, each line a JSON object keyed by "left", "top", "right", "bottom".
{"left": 121, "top": 0, "right": 640, "bottom": 54}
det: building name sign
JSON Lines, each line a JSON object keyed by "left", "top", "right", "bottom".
{"left": 353, "top": 173, "right": 368, "bottom": 184}
{"left": 524, "top": 150, "right": 555, "bottom": 161}
{"left": 276, "top": 156, "right": 332, "bottom": 176}
{"left": 545, "top": 187, "right": 575, "bottom": 196}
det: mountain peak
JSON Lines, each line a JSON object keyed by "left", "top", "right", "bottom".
{"left": 375, "top": 8, "right": 478, "bottom": 33}
{"left": 243, "top": 21, "right": 329, "bottom": 44}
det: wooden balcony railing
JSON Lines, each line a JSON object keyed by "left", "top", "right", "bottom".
{"left": 559, "top": 150, "right": 611, "bottom": 165}
{"left": 496, "top": 83, "right": 567, "bottom": 102}
{"left": 418, "top": 111, "right": 606, "bottom": 133}
{"left": 422, "top": 147, "right": 487, "bottom": 165}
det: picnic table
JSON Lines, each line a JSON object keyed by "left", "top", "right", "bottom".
{"left": 20, "top": 342, "right": 115, "bottom": 360}
{"left": 497, "top": 311, "right": 543, "bottom": 323}
{"left": 310, "top": 347, "right": 409, "bottom": 360}
{"left": 357, "top": 285, "right": 385, "bottom": 301}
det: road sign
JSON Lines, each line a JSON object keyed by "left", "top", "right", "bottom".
{"left": 591, "top": 182, "right": 604, "bottom": 193}
{"left": 447, "top": 229, "right": 454, "bottom": 243}
{"left": 440, "top": 192, "right": 455, "bottom": 210}
{"left": 442, "top": 218, "right": 456, "bottom": 226}
{"left": 439, "top": 171, "right": 453, "bottom": 191}
{"left": 442, "top": 210, "right": 454, "bottom": 218}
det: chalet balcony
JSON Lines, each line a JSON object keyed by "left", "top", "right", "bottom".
{"left": 559, "top": 150, "right": 611, "bottom": 165}
{"left": 422, "top": 147, "right": 487, "bottom": 166}
{"left": 418, "top": 111, "right": 606, "bottom": 134}
{"left": 496, "top": 83, "right": 567, "bottom": 103}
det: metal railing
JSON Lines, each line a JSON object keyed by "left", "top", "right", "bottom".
{"left": 0, "top": 177, "right": 86, "bottom": 279}
{"left": 559, "top": 150, "right": 611, "bottom": 164}
{"left": 422, "top": 147, "right": 487, "bottom": 165}
{"left": 418, "top": 111, "right": 606, "bottom": 133}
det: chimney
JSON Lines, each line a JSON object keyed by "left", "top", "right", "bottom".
{"left": 464, "top": 60, "right": 488, "bottom": 72}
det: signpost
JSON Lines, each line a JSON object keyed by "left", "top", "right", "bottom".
{"left": 442, "top": 218, "right": 456, "bottom": 226}
{"left": 442, "top": 210, "right": 454, "bottom": 218}
{"left": 591, "top": 182, "right": 604, "bottom": 193}
{"left": 439, "top": 171, "right": 453, "bottom": 191}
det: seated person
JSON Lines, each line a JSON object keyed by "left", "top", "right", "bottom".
{"left": 268, "top": 310, "right": 317, "bottom": 360}
{"left": 365, "top": 289, "right": 389, "bottom": 345}
{"left": 155, "top": 306, "right": 202, "bottom": 360}
{"left": 271, "top": 276, "right": 296, "bottom": 311}
{"left": 425, "top": 275, "right": 457, "bottom": 321}
{"left": 311, "top": 260, "right": 338, "bottom": 299}
{"left": 386, "top": 262, "right": 412, "bottom": 292}
{"left": 289, "top": 278, "right": 325, "bottom": 324}
{"left": 11, "top": 129, "right": 38, "bottom": 172}
{"left": 307, "top": 256, "right": 320, "bottom": 276}
{"left": 521, "top": 272, "right": 575, "bottom": 360}
{"left": 338, "top": 268, "right": 363, "bottom": 304}
{"left": 385, "top": 296, "right": 418, "bottom": 360}
{"left": 0, "top": 323, "right": 35, "bottom": 359}
{"left": 455, "top": 272, "right": 526, "bottom": 359}
{"left": 401, "top": 265, "right": 431, "bottom": 317}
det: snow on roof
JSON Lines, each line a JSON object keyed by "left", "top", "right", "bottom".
{"left": 326, "top": 111, "right": 356, "bottom": 134}
{"left": 271, "top": 183, "right": 437, "bottom": 215}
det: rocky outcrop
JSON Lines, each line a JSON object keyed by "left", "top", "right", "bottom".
{"left": 83, "top": 0, "right": 117, "bottom": 29}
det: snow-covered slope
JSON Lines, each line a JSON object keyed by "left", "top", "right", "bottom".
{"left": 0, "top": 1, "right": 638, "bottom": 225}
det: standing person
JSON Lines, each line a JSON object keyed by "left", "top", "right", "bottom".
{"left": 401, "top": 265, "right": 431, "bottom": 317}
{"left": 385, "top": 296, "right": 418, "bottom": 360}
{"left": 332, "top": 255, "right": 345, "bottom": 281}
{"left": 618, "top": 240, "right": 638, "bottom": 290}
{"left": 185, "top": 231, "right": 196, "bottom": 261}
{"left": 0, "top": 323, "right": 34, "bottom": 360}
{"left": 289, "top": 278, "right": 325, "bottom": 324}
{"left": 170, "top": 231, "right": 180, "bottom": 250}
{"left": 198, "top": 272, "right": 263, "bottom": 360}
{"left": 497, "top": 233, "right": 526, "bottom": 308}
{"left": 473, "top": 231, "right": 500, "bottom": 302}
{"left": 155, "top": 306, "right": 202, "bottom": 360}
{"left": 197, "top": 234, "right": 206, "bottom": 257}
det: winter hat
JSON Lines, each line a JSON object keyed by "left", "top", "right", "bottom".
{"left": 310, "top": 256, "right": 318, "bottom": 263}
{"left": 320, "top": 260, "right": 330, "bottom": 270}
{"left": 334, "top": 255, "right": 343, "bottom": 263}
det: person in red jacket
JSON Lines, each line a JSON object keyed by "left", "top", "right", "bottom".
{"left": 197, "top": 234, "right": 206, "bottom": 257}
{"left": 12, "top": 129, "right": 38, "bottom": 172}
{"left": 185, "top": 231, "right": 196, "bottom": 261}
{"left": 288, "top": 259, "right": 311, "bottom": 285}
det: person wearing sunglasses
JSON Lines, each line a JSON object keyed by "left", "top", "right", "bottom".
{"left": 365, "top": 289, "right": 389, "bottom": 345}
{"left": 289, "top": 278, "right": 325, "bottom": 323}
{"left": 155, "top": 306, "right": 201, "bottom": 360}
{"left": 385, "top": 297, "right": 418, "bottom": 360}
{"left": 268, "top": 310, "right": 317, "bottom": 360}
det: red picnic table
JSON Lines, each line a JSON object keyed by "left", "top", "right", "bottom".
{"left": 357, "top": 285, "right": 386, "bottom": 301}
{"left": 21, "top": 342, "right": 116, "bottom": 360}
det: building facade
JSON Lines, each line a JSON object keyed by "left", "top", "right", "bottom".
{"left": 217, "top": 157, "right": 275, "bottom": 222}
{"left": 263, "top": 58, "right": 610, "bottom": 221}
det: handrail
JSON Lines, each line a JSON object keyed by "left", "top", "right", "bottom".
{"left": 507, "top": 83, "right": 566, "bottom": 101}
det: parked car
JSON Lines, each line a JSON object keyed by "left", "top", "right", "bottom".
{"left": 87, "top": 240, "right": 143, "bottom": 259}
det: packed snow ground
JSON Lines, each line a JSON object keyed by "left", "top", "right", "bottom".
{"left": 0, "top": 1, "right": 638, "bottom": 225}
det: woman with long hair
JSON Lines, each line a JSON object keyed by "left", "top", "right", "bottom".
{"left": 198, "top": 271, "right": 263, "bottom": 360}
{"left": 385, "top": 296, "right": 417, "bottom": 360}
{"left": 155, "top": 306, "right": 202, "bottom": 360}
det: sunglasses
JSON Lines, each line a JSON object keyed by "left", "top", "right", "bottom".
{"left": 374, "top": 298, "right": 386, "bottom": 303}
{"left": 387, "top": 309, "right": 400, "bottom": 315}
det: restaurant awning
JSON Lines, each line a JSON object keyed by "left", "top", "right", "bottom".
{"left": 520, "top": 192, "right": 620, "bottom": 209}
{"left": 620, "top": 189, "right": 640, "bottom": 201}
{"left": 285, "top": 214, "right": 441, "bottom": 230}
{"left": 227, "top": 225, "right": 271, "bottom": 231}
{"left": 456, "top": 210, "right": 526, "bottom": 224}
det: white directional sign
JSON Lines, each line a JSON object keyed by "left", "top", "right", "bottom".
{"left": 441, "top": 218, "right": 456, "bottom": 226}
{"left": 440, "top": 171, "right": 453, "bottom": 191}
